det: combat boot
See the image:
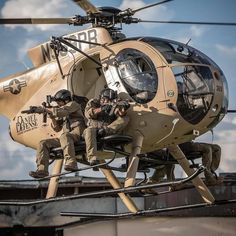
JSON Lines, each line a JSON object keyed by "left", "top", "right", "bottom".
{"left": 89, "top": 159, "right": 100, "bottom": 171}
{"left": 64, "top": 163, "right": 78, "bottom": 172}
{"left": 29, "top": 170, "right": 49, "bottom": 178}
{"left": 139, "top": 178, "right": 158, "bottom": 195}
{"left": 205, "top": 176, "right": 224, "bottom": 186}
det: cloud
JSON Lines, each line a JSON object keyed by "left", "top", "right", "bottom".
{"left": 215, "top": 129, "right": 236, "bottom": 143}
{"left": 1, "top": 0, "right": 71, "bottom": 31}
{"left": 215, "top": 44, "right": 236, "bottom": 56}
{"left": 0, "top": 125, "right": 35, "bottom": 179}
{"left": 218, "top": 143, "right": 236, "bottom": 172}
{"left": 221, "top": 115, "right": 236, "bottom": 125}
{"left": 164, "top": 25, "right": 208, "bottom": 46}
{"left": 120, "top": 0, "right": 144, "bottom": 10}
{"left": 0, "top": 157, "right": 33, "bottom": 179}
{"left": 211, "top": 129, "right": 236, "bottom": 173}
{"left": 210, "top": 114, "right": 236, "bottom": 133}
{"left": 17, "top": 39, "right": 39, "bottom": 61}
{"left": 189, "top": 25, "right": 206, "bottom": 38}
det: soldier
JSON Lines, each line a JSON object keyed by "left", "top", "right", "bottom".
{"left": 29, "top": 89, "right": 86, "bottom": 178}
{"left": 144, "top": 149, "right": 175, "bottom": 184}
{"left": 142, "top": 163, "right": 175, "bottom": 194}
{"left": 179, "top": 141, "right": 223, "bottom": 185}
{"left": 148, "top": 164, "right": 175, "bottom": 183}
{"left": 83, "top": 88, "right": 130, "bottom": 165}
{"left": 149, "top": 142, "right": 222, "bottom": 186}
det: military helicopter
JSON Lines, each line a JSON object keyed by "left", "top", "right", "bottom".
{"left": 0, "top": 0, "right": 236, "bottom": 213}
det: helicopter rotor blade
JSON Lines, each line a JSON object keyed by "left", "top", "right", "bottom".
{"left": 138, "top": 19, "right": 236, "bottom": 26}
{"left": 227, "top": 110, "right": 236, "bottom": 113}
{"left": 0, "top": 18, "right": 75, "bottom": 25}
{"left": 132, "top": 0, "right": 174, "bottom": 14}
{"left": 72, "top": 0, "right": 100, "bottom": 14}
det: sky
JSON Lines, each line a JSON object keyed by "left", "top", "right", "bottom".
{"left": 0, "top": 0, "right": 236, "bottom": 180}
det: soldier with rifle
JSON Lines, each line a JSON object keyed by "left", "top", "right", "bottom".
{"left": 24, "top": 89, "right": 86, "bottom": 178}
{"left": 83, "top": 88, "right": 130, "bottom": 165}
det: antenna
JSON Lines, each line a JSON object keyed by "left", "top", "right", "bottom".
{"left": 186, "top": 38, "right": 191, "bottom": 45}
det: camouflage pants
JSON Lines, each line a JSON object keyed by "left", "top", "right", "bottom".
{"left": 190, "top": 143, "right": 221, "bottom": 183}
{"left": 151, "top": 164, "right": 175, "bottom": 182}
{"left": 83, "top": 116, "right": 130, "bottom": 162}
{"left": 36, "top": 126, "right": 85, "bottom": 171}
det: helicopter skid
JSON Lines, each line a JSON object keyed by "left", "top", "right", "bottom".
{"left": 169, "top": 145, "right": 215, "bottom": 204}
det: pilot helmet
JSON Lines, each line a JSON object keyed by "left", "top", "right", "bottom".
{"left": 100, "top": 88, "right": 117, "bottom": 101}
{"left": 54, "top": 89, "right": 72, "bottom": 102}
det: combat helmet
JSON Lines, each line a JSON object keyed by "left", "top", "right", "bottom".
{"left": 54, "top": 89, "right": 72, "bottom": 102}
{"left": 100, "top": 88, "right": 117, "bottom": 101}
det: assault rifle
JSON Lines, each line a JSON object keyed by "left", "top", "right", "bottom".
{"left": 21, "top": 94, "right": 88, "bottom": 122}
{"left": 21, "top": 95, "right": 54, "bottom": 123}
{"left": 102, "top": 99, "right": 130, "bottom": 117}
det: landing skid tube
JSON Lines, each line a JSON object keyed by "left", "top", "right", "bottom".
{"left": 0, "top": 165, "right": 205, "bottom": 205}
{"left": 60, "top": 166, "right": 206, "bottom": 216}
{"left": 60, "top": 199, "right": 236, "bottom": 219}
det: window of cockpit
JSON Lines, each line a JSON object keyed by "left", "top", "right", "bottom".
{"left": 172, "top": 65, "right": 214, "bottom": 124}
{"left": 141, "top": 37, "right": 212, "bottom": 65}
{"left": 115, "top": 48, "right": 158, "bottom": 104}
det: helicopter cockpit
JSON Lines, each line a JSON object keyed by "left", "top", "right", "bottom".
{"left": 139, "top": 37, "right": 229, "bottom": 125}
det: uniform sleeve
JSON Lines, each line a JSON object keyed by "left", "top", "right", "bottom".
{"left": 51, "top": 118, "right": 63, "bottom": 132}
{"left": 84, "top": 99, "right": 99, "bottom": 119}
{"left": 52, "top": 101, "right": 81, "bottom": 118}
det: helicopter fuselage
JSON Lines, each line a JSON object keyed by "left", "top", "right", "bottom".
{"left": 0, "top": 28, "right": 228, "bottom": 154}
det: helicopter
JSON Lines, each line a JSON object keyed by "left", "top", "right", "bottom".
{"left": 0, "top": 0, "right": 236, "bottom": 213}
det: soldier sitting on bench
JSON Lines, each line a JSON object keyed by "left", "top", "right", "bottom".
{"left": 179, "top": 141, "right": 223, "bottom": 185}
{"left": 29, "top": 89, "right": 86, "bottom": 178}
{"left": 149, "top": 142, "right": 223, "bottom": 186}
{"left": 83, "top": 88, "right": 130, "bottom": 166}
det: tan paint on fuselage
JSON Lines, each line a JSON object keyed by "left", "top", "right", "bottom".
{"left": 99, "top": 40, "right": 225, "bottom": 153}
{"left": 0, "top": 28, "right": 225, "bottom": 155}
{"left": 27, "top": 27, "right": 112, "bottom": 67}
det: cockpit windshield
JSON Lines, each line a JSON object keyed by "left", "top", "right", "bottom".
{"left": 115, "top": 48, "right": 158, "bottom": 104}
{"left": 140, "top": 37, "right": 213, "bottom": 65}
{"left": 139, "top": 37, "right": 229, "bottom": 124}
{"left": 173, "top": 65, "right": 214, "bottom": 124}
